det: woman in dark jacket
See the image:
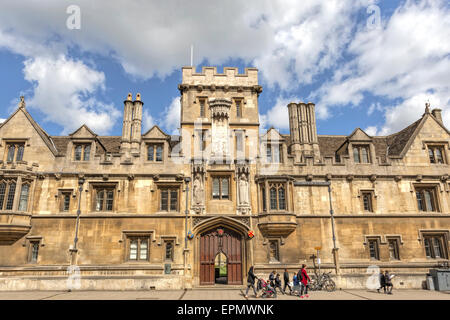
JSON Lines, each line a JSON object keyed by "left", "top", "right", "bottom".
{"left": 244, "top": 266, "right": 258, "bottom": 298}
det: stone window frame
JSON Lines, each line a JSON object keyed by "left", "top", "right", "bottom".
{"left": 147, "top": 143, "right": 164, "bottom": 162}
{"left": 121, "top": 230, "right": 156, "bottom": 263}
{"left": 418, "top": 230, "right": 449, "bottom": 260}
{"left": 233, "top": 97, "right": 244, "bottom": 118}
{"left": 197, "top": 96, "right": 208, "bottom": 118}
{"left": 422, "top": 141, "right": 449, "bottom": 165}
{"left": 17, "top": 180, "right": 32, "bottom": 212}
{"left": 413, "top": 183, "right": 441, "bottom": 213}
{"left": 358, "top": 189, "right": 377, "bottom": 213}
{"left": 263, "top": 237, "right": 284, "bottom": 264}
{"left": 351, "top": 144, "right": 372, "bottom": 164}
{"left": 57, "top": 188, "right": 75, "bottom": 212}
{"left": 154, "top": 181, "right": 182, "bottom": 213}
{"left": 363, "top": 235, "right": 382, "bottom": 261}
{"left": 90, "top": 182, "right": 118, "bottom": 213}
{"left": 210, "top": 174, "right": 232, "bottom": 201}
{"left": 0, "top": 178, "right": 18, "bottom": 211}
{"left": 386, "top": 236, "right": 402, "bottom": 261}
{"left": 72, "top": 142, "right": 92, "bottom": 162}
{"left": 268, "top": 182, "right": 287, "bottom": 212}
{"left": 3, "top": 140, "right": 27, "bottom": 163}
{"left": 24, "top": 236, "right": 44, "bottom": 264}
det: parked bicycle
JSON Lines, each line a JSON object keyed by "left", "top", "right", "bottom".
{"left": 309, "top": 271, "right": 336, "bottom": 292}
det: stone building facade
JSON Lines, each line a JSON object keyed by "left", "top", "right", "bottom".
{"left": 0, "top": 67, "right": 449, "bottom": 290}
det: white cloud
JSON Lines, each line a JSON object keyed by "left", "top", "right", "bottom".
{"left": 260, "top": 96, "right": 300, "bottom": 133}
{"left": 160, "top": 97, "right": 180, "bottom": 134}
{"left": 23, "top": 56, "right": 120, "bottom": 135}
{"left": 313, "top": 0, "right": 450, "bottom": 133}
{"left": 142, "top": 109, "right": 155, "bottom": 133}
{"left": 0, "top": 0, "right": 367, "bottom": 90}
{"left": 364, "top": 126, "right": 378, "bottom": 136}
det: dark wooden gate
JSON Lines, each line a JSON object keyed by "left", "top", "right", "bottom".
{"left": 199, "top": 227, "right": 243, "bottom": 285}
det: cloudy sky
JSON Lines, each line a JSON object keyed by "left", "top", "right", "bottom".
{"left": 0, "top": 0, "right": 448, "bottom": 137}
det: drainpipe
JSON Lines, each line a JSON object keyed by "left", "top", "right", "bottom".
{"left": 328, "top": 185, "right": 339, "bottom": 274}
{"left": 70, "top": 177, "right": 85, "bottom": 265}
{"left": 183, "top": 177, "right": 191, "bottom": 286}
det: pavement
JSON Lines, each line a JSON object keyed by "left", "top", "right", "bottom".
{"left": 0, "top": 289, "right": 449, "bottom": 300}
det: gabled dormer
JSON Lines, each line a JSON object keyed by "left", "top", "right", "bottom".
{"left": 260, "top": 127, "right": 286, "bottom": 164}
{"left": 68, "top": 124, "right": 97, "bottom": 162}
{"left": 335, "top": 128, "right": 375, "bottom": 164}
{"left": 142, "top": 125, "right": 170, "bottom": 162}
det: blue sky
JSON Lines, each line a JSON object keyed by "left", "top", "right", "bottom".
{"left": 0, "top": 0, "right": 448, "bottom": 137}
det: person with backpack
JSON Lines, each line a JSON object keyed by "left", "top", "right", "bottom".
{"left": 377, "top": 270, "right": 386, "bottom": 293}
{"left": 298, "top": 264, "right": 311, "bottom": 298}
{"left": 244, "top": 266, "right": 258, "bottom": 298}
{"left": 283, "top": 268, "right": 292, "bottom": 294}
{"left": 292, "top": 273, "right": 301, "bottom": 296}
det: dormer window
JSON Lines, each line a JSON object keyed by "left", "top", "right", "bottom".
{"left": 266, "top": 144, "right": 283, "bottom": 163}
{"left": 428, "top": 145, "right": 446, "bottom": 164}
{"left": 148, "top": 144, "right": 163, "bottom": 162}
{"left": 5, "top": 142, "right": 25, "bottom": 162}
{"left": 353, "top": 145, "right": 370, "bottom": 163}
{"left": 74, "top": 144, "right": 91, "bottom": 161}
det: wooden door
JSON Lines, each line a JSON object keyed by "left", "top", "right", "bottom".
{"left": 199, "top": 227, "right": 243, "bottom": 285}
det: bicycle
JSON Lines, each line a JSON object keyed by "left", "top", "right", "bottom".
{"left": 309, "top": 272, "right": 336, "bottom": 292}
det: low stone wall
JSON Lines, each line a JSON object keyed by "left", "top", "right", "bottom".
{"left": 0, "top": 275, "right": 188, "bottom": 291}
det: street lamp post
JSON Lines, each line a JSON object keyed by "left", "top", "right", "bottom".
{"left": 71, "top": 177, "right": 85, "bottom": 264}
{"left": 328, "top": 185, "right": 339, "bottom": 274}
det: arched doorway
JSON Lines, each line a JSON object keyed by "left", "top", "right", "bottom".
{"left": 199, "top": 227, "right": 243, "bottom": 285}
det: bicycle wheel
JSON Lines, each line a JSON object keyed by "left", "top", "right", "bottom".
{"left": 324, "top": 280, "right": 336, "bottom": 292}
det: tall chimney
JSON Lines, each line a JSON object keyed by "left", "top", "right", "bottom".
{"left": 287, "top": 101, "right": 320, "bottom": 162}
{"left": 131, "top": 93, "right": 143, "bottom": 154}
{"left": 121, "top": 93, "right": 133, "bottom": 153}
{"left": 431, "top": 108, "right": 443, "bottom": 124}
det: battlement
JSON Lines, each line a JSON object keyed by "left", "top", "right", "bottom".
{"left": 181, "top": 66, "right": 258, "bottom": 86}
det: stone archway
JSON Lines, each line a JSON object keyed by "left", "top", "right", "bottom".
{"left": 194, "top": 216, "right": 249, "bottom": 286}
{"left": 199, "top": 226, "right": 242, "bottom": 285}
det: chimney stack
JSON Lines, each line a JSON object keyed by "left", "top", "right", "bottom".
{"left": 121, "top": 93, "right": 133, "bottom": 153}
{"left": 431, "top": 108, "right": 443, "bottom": 124}
{"left": 287, "top": 101, "right": 320, "bottom": 162}
{"left": 131, "top": 93, "right": 143, "bottom": 154}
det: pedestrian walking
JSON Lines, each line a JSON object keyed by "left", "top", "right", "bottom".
{"left": 377, "top": 270, "right": 386, "bottom": 293}
{"left": 244, "top": 266, "right": 258, "bottom": 298}
{"left": 292, "top": 273, "right": 301, "bottom": 296}
{"left": 283, "top": 268, "right": 292, "bottom": 294}
{"left": 299, "top": 264, "right": 311, "bottom": 298}
{"left": 269, "top": 270, "right": 276, "bottom": 288}
{"left": 274, "top": 273, "right": 284, "bottom": 295}
{"left": 385, "top": 270, "right": 394, "bottom": 295}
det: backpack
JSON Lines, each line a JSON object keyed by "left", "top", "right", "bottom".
{"left": 297, "top": 270, "right": 304, "bottom": 282}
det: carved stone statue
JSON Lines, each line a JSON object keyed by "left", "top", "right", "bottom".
{"left": 238, "top": 174, "right": 249, "bottom": 205}
{"left": 193, "top": 174, "right": 203, "bottom": 205}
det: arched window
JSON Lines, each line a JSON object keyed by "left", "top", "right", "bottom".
{"left": 0, "top": 182, "right": 6, "bottom": 209}
{"left": 16, "top": 145, "right": 24, "bottom": 161}
{"left": 278, "top": 187, "right": 286, "bottom": 210}
{"left": 270, "top": 187, "right": 277, "bottom": 210}
{"left": 5, "top": 181, "right": 16, "bottom": 210}
{"left": 18, "top": 184, "right": 30, "bottom": 211}
{"left": 269, "top": 183, "right": 287, "bottom": 211}
{"left": 7, "top": 145, "right": 15, "bottom": 162}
